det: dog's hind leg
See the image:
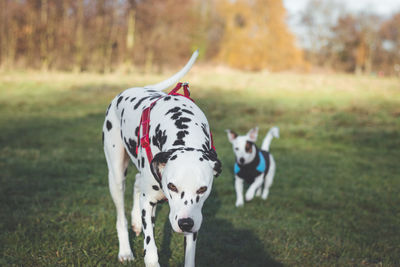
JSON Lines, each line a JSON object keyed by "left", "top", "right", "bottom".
{"left": 255, "top": 187, "right": 262, "bottom": 197}
{"left": 103, "top": 108, "right": 134, "bottom": 262}
{"left": 131, "top": 173, "right": 142, "bottom": 236}
{"left": 262, "top": 155, "right": 276, "bottom": 200}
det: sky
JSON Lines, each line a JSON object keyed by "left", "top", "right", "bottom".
{"left": 283, "top": 0, "right": 400, "bottom": 16}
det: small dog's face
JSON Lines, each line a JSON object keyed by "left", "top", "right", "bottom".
{"left": 226, "top": 127, "right": 258, "bottom": 165}
{"left": 151, "top": 150, "right": 221, "bottom": 234}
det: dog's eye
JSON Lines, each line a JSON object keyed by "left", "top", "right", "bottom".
{"left": 167, "top": 183, "right": 178, "bottom": 193}
{"left": 196, "top": 186, "right": 207, "bottom": 194}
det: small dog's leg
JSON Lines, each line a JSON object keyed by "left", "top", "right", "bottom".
{"left": 184, "top": 233, "right": 197, "bottom": 267}
{"left": 235, "top": 176, "right": 244, "bottom": 207}
{"left": 262, "top": 155, "right": 276, "bottom": 200}
{"left": 141, "top": 194, "right": 160, "bottom": 267}
{"left": 245, "top": 175, "right": 264, "bottom": 201}
{"left": 255, "top": 187, "right": 262, "bottom": 197}
{"left": 131, "top": 173, "right": 142, "bottom": 236}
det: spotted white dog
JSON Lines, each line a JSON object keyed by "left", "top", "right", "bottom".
{"left": 226, "top": 126, "right": 279, "bottom": 207}
{"left": 102, "top": 51, "right": 221, "bottom": 267}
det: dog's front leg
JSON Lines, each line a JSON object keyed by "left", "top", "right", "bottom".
{"left": 140, "top": 195, "right": 160, "bottom": 267}
{"left": 245, "top": 175, "right": 264, "bottom": 201}
{"left": 184, "top": 232, "right": 197, "bottom": 267}
{"left": 235, "top": 176, "right": 244, "bottom": 207}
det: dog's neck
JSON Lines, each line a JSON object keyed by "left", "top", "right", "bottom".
{"left": 236, "top": 144, "right": 259, "bottom": 166}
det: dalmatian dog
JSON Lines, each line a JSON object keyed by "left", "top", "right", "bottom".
{"left": 226, "top": 126, "right": 279, "bottom": 207}
{"left": 102, "top": 50, "right": 221, "bottom": 267}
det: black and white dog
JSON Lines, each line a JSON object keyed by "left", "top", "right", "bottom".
{"left": 226, "top": 126, "right": 279, "bottom": 207}
{"left": 102, "top": 50, "right": 221, "bottom": 267}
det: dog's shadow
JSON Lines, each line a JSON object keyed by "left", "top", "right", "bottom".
{"left": 158, "top": 190, "right": 282, "bottom": 267}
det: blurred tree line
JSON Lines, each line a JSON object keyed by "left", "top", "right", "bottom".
{"left": 0, "top": 0, "right": 399, "bottom": 75}
{"left": 0, "top": 0, "right": 302, "bottom": 72}
{"left": 301, "top": 0, "right": 400, "bottom": 76}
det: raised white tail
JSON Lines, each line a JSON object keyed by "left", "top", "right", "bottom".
{"left": 144, "top": 50, "right": 199, "bottom": 91}
{"left": 261, "top": 126, "right": 279, "bottom": 152}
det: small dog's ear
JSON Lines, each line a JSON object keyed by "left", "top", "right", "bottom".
{"left": 150, "top": 151, "right": 173, "bottom": 183}
{"left": 225, "top": 129, "right": 238, "bottom": 143}
{"left": 247, "top": 127, "right": 258, "bottom": 142}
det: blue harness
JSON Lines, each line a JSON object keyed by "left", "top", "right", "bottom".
{"left": 234, "top": 151, "right": 266, "bottom": 174}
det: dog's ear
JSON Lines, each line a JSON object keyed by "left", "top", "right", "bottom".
{"left": 247, "top": 127, "right": 258, "bottom": 142}
{"left": 150, "top": 151, "right": 173, "bottom": 183}
{"left": 225, "top": 129, "right": 238, "bottom": 143}
{"left": 203, "top": 149, "right": 222, "bottom": 178}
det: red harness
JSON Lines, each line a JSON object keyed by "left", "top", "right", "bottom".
{"left": 136, "top": 82, "right": 215, "bottom": 164}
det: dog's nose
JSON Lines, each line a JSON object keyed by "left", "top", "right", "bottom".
{"left": 178, "top": 218, "right": 194, "bottom": 232}
{"left": 239, "top": 157, "right": 245, "bottom": 164}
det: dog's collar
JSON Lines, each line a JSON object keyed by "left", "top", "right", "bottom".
{"left": 136, "top": 82, "right": 216, "bottom": 166}
{"left": 234, "top": 151, "right": 266, "bottom": 174}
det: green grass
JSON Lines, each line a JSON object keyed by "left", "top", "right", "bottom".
{"left": 0, "top": 70, "right": 399, "bottom": 266}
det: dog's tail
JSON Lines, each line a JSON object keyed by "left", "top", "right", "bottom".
{"left": 261, "top": 126, "right": 279, "bottom": 152}
{"left": 144, "top": 50, "right": 199, "bottom": 91}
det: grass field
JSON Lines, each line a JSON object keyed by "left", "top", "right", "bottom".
{"left": 0, "top": 69, "right": 399, "bottom": 266}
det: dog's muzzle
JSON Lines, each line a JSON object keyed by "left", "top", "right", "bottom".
{"left": 178, "top": 218, "right": 194, "bottom": 232}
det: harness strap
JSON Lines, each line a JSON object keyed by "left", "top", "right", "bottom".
{"left": 136, "top": 82, "right": 215, "bottom": 166}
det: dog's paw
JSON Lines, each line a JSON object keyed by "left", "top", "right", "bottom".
{"left": 245, "top": 191, "right": 255, "bottom": 202}
{"left": 132, "top": 223, "right": 142, "bottom": 237}
{"left": 118, "top": 250, "right": 134, "bottom": 263}
{"left": 235, "top": 200, "right": 244, "bottom": 207}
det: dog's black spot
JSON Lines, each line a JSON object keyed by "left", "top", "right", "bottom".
{"left": 113, "top": 144, "right": 115, "bottom": 147}
{"left": 191, "top": 199, "right": 193, "bottom": 204}
{"left": 175, "top": 215, "right": 177, "bottom": 220}
{"left": 124, "top": 137, "right": 137, "bottom": 158}
{"left": 174, "top": 97, "right": 179, "bottom": 101}
{"left": 175, "top": 117, "right": 191, "bottom": 129}
{"left": 106, "top": 120, "right": 112, "bottom": 131}
{"left": 182, "top": 109, "right": 194, "bottom": 115}
{"left": 125, "top": 96, "right": 129, "bottom": 101}
{"left": 106, "top": 103, "right": 111, "bottom": 115}
{"left": 173, "top": 139, "right": 185, "bottom": 146}
{"left": 143, "top": 193, "right": 145, "bottom": 197}
{"left": 146, "top": 236, "right": 151, "bottom": 244}
{"left": 199, "top": 158, "right": 203, "bottom": 161}
{"left": 134, "top": 96, "right": 150, "bottom": 110}
{"left": 181, "top": 192, "right": 185, "bottom": 199}
{"left": 152, "top": 185, "right": 159, "bottom": 191}
{"left": 170, "top": 154, "right": 178, "bottom": 161}
{"left": 184, "top": 147, "right": 194, "bottom": 151}
{"left": 117, "top": 96, "right": 124, "bottom": 108}
{"left": 196, "top": 195, "right": 200, "bottom": 203}
{"left": 195, "top": 123, "right": 198, "bottom": 126}
{"left": 152, "top": 124, "right": 167, "bottom": 151}
{"left": 142, "top": 210, "right": 147, "bottom": 230}
{"left": 183, "top": 104, "right": 187, "bottom": 107}
{"left": 171, "top": 111, "right": 182, "bottom": 120}
{"left": 193, "top": 232, "right": 197, "bottom": 241}
{"left": 141, "top": 157, "right": 145, "bottom": 168}
{"left": 130, "top": 97, "right": 136, "bottom": 102}
{"left": 164, "top": 96, "right": 172, "bottom": 101}
{"left": 169, "top": 193, "right": 172, "bottom": 199}
{"left": 201, "top": 123, "right": 210, "bottom": 139}
{"left": 150, "top": 201, "right": 156, "bottom": 206}
{"left": 177, "top": 130, "right": 189, "bottom": 139}
{"left": 149, "top": 94, "right": 162, "bottom": 100}
{"left": 151, "top": 216, "right": 155, "bottom": 224}
{"left": 184, "top": 200, "right": 188, "bottom": 205}
{"left": 144, "top": 249, "right": 146, "bottom": 256}
{"left": 102, "top": 131, "right": 104, "bottom": 144}
{"left": 121, "top": 108, "right": 125, "bottom": 118}
{"left": 166, "top": 106, "right": 180, "bottom": 115}
{"left": 135, "top": 126, "right": 139, "bottom": 137}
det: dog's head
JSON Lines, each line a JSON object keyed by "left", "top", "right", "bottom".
{"left": 150, "top": 148, "right": 221, "bottom": 234}
{"left": 226, "top": 127, "right": 258, "bottom": 165}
